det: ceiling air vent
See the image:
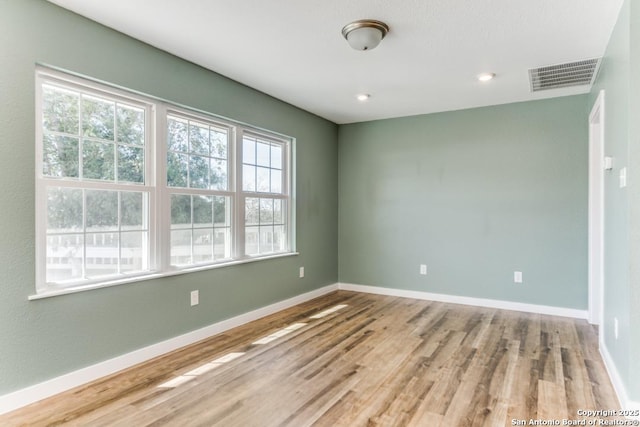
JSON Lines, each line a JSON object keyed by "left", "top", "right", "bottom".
{"left": 528, "top": 58, "right": 601, "bottom": 92}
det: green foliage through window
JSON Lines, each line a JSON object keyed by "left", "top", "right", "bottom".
{"left": 42, "top": 84, "right": 145, "bottom": 184}
{"left": 37, "top": 70, "right": 292, "bottom": 293}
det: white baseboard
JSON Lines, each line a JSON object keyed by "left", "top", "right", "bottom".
{"left": 337, "top": 282, "right": 589, "bottom": 319}
{"left": 0, "top": 283, "right": 339, "bottom": 415}
{"left": 599, "top": 340, "right": 640, "bottom": 415}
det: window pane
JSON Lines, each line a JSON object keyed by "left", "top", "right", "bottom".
{"left": 243, "top": 165, "right": 256, "bottom": 191}
{"left": 42, "top": 85, "right": 79, "bottom": 134}
{"left": 193, "top": 195, "right": 213, "bottom": 227}
{"left": 271, "top": 169, "right": 282, "bottom": 194}
{"left": 43, "top": 135, "right": 79, "bottom": 178}
{"left": 273, "top": 199, "right": 283, "bottom": 224}
{"left": 46, "top": 234, "right": 83, "bottom": 283}
{"left": 214, "top": 228, "right": 231, "bottom": 259}
{"left": 245, "top": 226, "right": 259, "bottom": 255}
{"left": 256, "top": 142, "right": 270, "bottom": 167}
{"left": 171, "top": 229, "right": 191, "bottom": 265}
{"left": 273, "top": 225, "right": 285, "bottom": 252}
{"left": 214, "top": 196, "right": 229, "bottom": 226}
{"left": 167, "top": 152, "right": 188, "bottom": 187}
{"left": 168, "top": 117, "right": 188, "bottom": 152}
{"left": 117, "top": 145, "right": 144, "bottom": 184}
{"left": 121, "top": 231, "right": 146, "bottom": 272}
{"left": 243, "top": 137, "right": 256, "bottom": 164}
{"left": 116, "top": 105, "right": 144, "bottom": 145}
{"left": 83, "top": 141, "right": 115, "bottom": 181}
{"left": 257, "top": 167, "right": 270, "bottom": 192}
{"left": 189, "top": 122, "right": 210, "bottom": 156}
{"left": 47, "top": 187, "right": 83, "bottom": 232}
{"left": 82, "top": 95, "right": 114, "bottom": 140}
{"left": 171, "top": 194, "right": 191, "bottom": 227}
{"left": 120, "top": 191, "right": 144, "bottom": 230}
{"left": 260, "top": 226, "right": 274, "bottom": 253}
{"left": 260, "top": 198, "right": 273, "bottom": 224}
{"left": 210, "top": 158, "right": 227, "bottom": 191}
{"left": 271, "top": 144, "right": 282, "bottom": 169}
{"left": 211, "top": 128, "right": 227, "bottom": 159}
{"left": 193, "top": 229, "right": 213, "bottom": 263}
{"left": 86, "top": 190, "right": 118, "bottom": 231}
{"left": 245, "top": 197, "right": 259, "bottom": 225}
{"left": 85, "top": 233, "right": 119, "bottom": 277}
{"left": 189, "top": 155, "right": 209, "bottom": 189}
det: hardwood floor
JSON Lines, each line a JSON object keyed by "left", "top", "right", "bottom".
{"left": 1, "top": 291, "right": 620, "bottom": 426}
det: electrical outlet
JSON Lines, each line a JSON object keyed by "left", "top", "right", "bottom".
{"left": 514, "top": 271, "right": 523, "bottom": 283}
{"left": 420, "top": 264, "right": 427, "bottom": 275}
{"left": 190, "top": 290, "right": 199, "bottom": 306}
{"left": 299, "top": 266, "right": 305, "bottom": 278}
{"left": 614, "top": 317, "right": 619, "bottom": 340}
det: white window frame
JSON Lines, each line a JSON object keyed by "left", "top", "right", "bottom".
{"left": 33, "top": 67, "right": 296, "bottom": 299}
{"left": 163, "top": 108, "right": 236, "bottom": 269}
{"left": 237, "top": 130, "right": 292, "bottom": 258}
{"left": 35, "top": 69, "right": 157, "bottom": 295}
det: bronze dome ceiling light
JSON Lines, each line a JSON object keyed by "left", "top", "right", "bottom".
{"left": 341, "top": 19, "right": 389, "bottom": 51}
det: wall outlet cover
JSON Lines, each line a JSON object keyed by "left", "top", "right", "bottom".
{"left": 190, "top": 290, "right": 199, "bottom": 306}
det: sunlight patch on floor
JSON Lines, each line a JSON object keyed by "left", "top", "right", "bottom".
{"left": 252, "top": 322, "right": 308, "bottom": 345}
{"left": 157, "top": 352, "right": 246, "bottom": 388}
{"left": 157, "top": 304, "right": 350, "bottom": 389}
{"left": 309, "top": 304, "right": 348, "bottom": 319}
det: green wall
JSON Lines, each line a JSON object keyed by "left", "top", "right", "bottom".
{"left": 0, "top": 0, "right": 338, "bottom": 395}
{"left": 590, "top": 0, "right": 640, "bottom": 402}
{"left": 339, "top": 95, "right": 589, "bottom": 309}
{"left": 2, "top": 0, "right": 636, "bottom": 408}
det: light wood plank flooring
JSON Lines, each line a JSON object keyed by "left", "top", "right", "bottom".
{"left": 1, "top": 291, "right": 620, "bottom": 426}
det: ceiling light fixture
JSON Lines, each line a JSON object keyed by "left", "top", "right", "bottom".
{"left": 356, "top": 93, "right": 371, "bottom": 101}
{"left": 477, "top": 73, "right": 496, "bottom": 82}
{"left": 342, "top": 19, "right": 389, "bottom": 51}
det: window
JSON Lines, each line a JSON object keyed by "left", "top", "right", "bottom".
{"left": 37, "top": 76, "right": 153, "bottom": 293}
{"left": 35, "top": 68, "right": 294, "bottom": 296}
{"left": 242, "top": 134, "right": 289, "bottom": 256}
{"left": 166, "top": 113, "right": 233, "bottom": 267}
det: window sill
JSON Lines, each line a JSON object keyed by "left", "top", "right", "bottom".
{"left": 29, "top": 252, "right": 300, "bottom": 301}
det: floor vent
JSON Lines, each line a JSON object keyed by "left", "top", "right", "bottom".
{"left": 529, "top": 58, "right": 601, "bottom": 92}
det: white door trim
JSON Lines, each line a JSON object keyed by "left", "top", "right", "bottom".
{"left": 588, "top": 90, "right": 605, "bottom": 325}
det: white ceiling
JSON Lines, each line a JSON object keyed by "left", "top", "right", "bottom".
{"left": 48, "top": 0, "right": 623, "bottom": 124}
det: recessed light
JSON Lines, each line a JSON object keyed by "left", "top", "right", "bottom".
{"left": 477, "top": 73, "right": 496, "bottom": 82}
{"left": 356, "top": 93, "right": 371, "bottom": 101}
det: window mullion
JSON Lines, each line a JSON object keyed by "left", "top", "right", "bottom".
{"left": 235, "top": 128, "right": 246, "bottom": 259}
{"left": 82, "top": 188, "right": 87, "bottom": 280}
{"left": 155, "top": 104, "right": 170, "bottom": 272}
{"left": 117, "top": 191, "right": 122, "bottom": 274}
{"left": 287, "top": 140, "right": 294, "bottom": 252}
